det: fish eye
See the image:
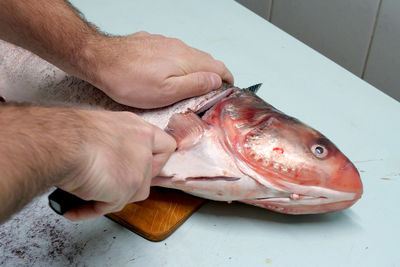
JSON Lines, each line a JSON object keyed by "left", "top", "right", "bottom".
{"left": 311, "top": 144, "right": 328, "bottom": 159}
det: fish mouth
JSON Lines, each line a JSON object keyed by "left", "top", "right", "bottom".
{"left": 241, "top": 190, "right": 360, "bottom": 214}
{"left": 253, "top": 193, "right": 327, "bottom": 202}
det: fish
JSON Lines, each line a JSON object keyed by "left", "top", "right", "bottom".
{"left": 0, "top": 40, "right": 363, "bottom": 214}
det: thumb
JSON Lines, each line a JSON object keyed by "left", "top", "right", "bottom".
{"left": 167, "top": 72, "right": 222, "bottom": 100}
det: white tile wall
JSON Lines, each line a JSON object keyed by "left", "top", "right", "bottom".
{"left": 236, "top": 0, "right": 399, "bottom": 101}
{"left": 235, "top": 0, "right": 271, "bottom": 20}
{"left": 269, "top": 0, "right": 380, "bottom": 76}
{"left": 363, "top": 0, "right": 400, "bottom": 101}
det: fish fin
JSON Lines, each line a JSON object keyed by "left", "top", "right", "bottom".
{"left": 244, "top": 83, "right": 263, "bottom": 94}
{"left": 166, "top": 112, "right": 209, "bottom": 148}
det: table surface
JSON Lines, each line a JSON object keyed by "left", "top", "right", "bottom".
{"left": 1, "top": 1, "right": 399, "bottom": 266}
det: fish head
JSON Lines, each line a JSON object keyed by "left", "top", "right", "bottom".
{"left": 204, "top": 91, "right": 363, "bottom": 214}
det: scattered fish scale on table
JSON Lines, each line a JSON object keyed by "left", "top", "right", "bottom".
{"left": 0, "top": 40, "right": 363, "bottom": 214}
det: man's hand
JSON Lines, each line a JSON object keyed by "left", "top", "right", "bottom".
{"left": 0, "top": 105, "right": 176, "bottom": 222}
{"left": 58, "top": 110, "right": 176, "bottom": 221}
{"left": 83, "top": 32, "right": 234, "bottom": 108}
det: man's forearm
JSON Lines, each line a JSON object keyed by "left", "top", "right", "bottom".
{"left": 0, "top": 103, "right": 87, "bottom": 223}
{"left": 0, "top": 0, "right": 101, "bottom": 81}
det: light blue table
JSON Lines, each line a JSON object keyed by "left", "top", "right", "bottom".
{"left": 1, "top": 1, "right": 399, "bottom": 266}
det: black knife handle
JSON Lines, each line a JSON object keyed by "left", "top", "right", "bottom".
{"left": 48, "top": 188, "right": 91, "bottom": 215}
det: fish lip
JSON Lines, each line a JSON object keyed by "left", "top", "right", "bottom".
{"left": 241, "top": 197, "right": 360, "bottom": 214}
{"left": 246, "top": 188, "right": 359, "bottom": 205}
{"left": 250, "top": 194, "right": 328, "bottom": 202}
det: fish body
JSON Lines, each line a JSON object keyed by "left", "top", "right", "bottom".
{"left": 0, "top": 40, "right": 362, "bottom": 214}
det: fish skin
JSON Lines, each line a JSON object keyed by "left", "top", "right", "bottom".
{"left": 0, "top": 40, "right": 363, "bottom": 214}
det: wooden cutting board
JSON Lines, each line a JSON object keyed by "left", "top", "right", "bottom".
{"left": 106, "top": 187, "right": 206, "bottom": 241}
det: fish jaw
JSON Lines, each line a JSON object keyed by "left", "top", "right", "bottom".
{"left": 234, "top": 148, "right": 362, "bottom": 214}
{"left": 240, "top": 176, "right": 361, "bottom": 214}
{"left": 241, "top": 197, "right": 358, "bottom": 215}
{"left": 217, "top": 145, "right": 362, "bottom": 214}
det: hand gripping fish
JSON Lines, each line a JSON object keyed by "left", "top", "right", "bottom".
{"left": 0, "top": 40, "right": 362, "bottom": 214}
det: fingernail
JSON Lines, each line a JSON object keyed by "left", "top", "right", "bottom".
{"left": 210, "top": 74, "right": 220, "bottom": 89}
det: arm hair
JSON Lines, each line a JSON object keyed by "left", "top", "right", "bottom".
{"left": 0, "top": 103, "right": 89, "bottom": 222}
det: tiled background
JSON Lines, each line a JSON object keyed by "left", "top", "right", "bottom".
{"left": 236, "top": 0, "right": 399, "bottom": 101}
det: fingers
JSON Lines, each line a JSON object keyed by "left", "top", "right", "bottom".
{"left": 151, "top": 125, "right": 177, "bottom": 154}
{"left": 128, "top": 176, "right": 152, "bottom": 202}
{"left": 63, "top": 180, "right": 152, "bottom": 221}
{"left": 64, "top": 201, "right": 124, "bottom": 221}
{"left": 211, "top": 60, "right": 234, "bottom": 85}
{"left": 165, "top": 36, "right": 234, "bottom": 86}
{"left": 151, "top": 125, "right": 176, "bottom": 176}
{"left": 151, "top": 151, "right": 171, "bottom": 177}
{"left": 190, "top": 48, "right": 234, "bottom": 85}
{"left": 188, "top": 58, "right": 234, "bottom": 85}
{"left": 133, "top": 30, "right": 150, "bottom": 37}
{"left": 164, "top": 55, "right": 234, "bottom": 103}
{"left": 163, "top": 35, "right": 235, "bottom": 84}
{"left": 166, "top": 72, "right": 223, "bottom": 100}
